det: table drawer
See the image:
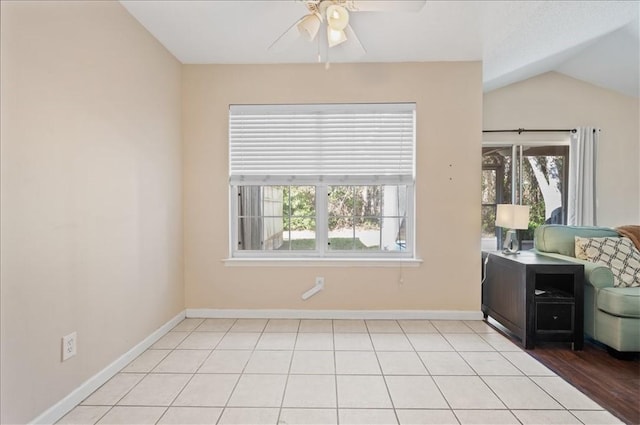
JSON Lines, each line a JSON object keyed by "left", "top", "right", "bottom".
{"left": 536, "top": 302, "right": 574, "bottom": 331}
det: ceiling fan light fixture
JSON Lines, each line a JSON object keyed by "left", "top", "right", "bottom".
{"left": 326, "top": 4, "right": 349, "bottom": 31}
{"left": 297, "top": 13, "right": 321, "bottom": 41}
{"left": 327, "top": 26, "right": 347, "bottom": 47}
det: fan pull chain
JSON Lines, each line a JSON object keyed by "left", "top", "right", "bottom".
{"left": 324, "top": 38, "right": 330, "bottom": 70}
{"left": 314, "top": 15, "right": 329, "bottom": 70}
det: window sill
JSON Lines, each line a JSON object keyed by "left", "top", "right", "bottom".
{"left": 223, "top": 257, "right": 423, "bottom": 267}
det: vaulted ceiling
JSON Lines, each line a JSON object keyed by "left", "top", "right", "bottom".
{"left": 121, "top": 1, "right": 640, "bottom": 97}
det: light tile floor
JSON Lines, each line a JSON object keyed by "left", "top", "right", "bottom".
{"left": 57, "top": 319, "right": 624, "bottom": 425}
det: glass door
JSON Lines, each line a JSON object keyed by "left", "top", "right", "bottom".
{"left": 482, "top": 143, "right": 569, "bottom": 251}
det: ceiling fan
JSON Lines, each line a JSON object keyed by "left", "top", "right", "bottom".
{"left": 269, "top": 0, "right": 427, "bottom": 61}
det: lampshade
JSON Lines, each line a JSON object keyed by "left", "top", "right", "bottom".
{"left": 495, "top": 204, "right": 530, "bottom": 230}
{"left": 326, "top": 4, "right": 349, "bottom": 31}
{"left": 327, "top": 26, "right": 347, "bottom": 47}
{"left": 297, "top": 13, "right": 321, "bottom": 41}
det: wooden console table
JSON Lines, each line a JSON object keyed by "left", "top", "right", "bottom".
{"left": 482, "top": 251, "right": 584, "bottom": 350}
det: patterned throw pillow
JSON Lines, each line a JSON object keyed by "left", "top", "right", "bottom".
{"left": 575, "top": 236, "right": 640, "bottom": 287}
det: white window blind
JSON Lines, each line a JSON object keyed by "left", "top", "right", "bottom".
{"left": 229, "top": 103, "right": 415, "bottom": 184}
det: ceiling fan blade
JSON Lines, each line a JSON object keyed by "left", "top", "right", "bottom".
{"left": 349, "top": 0, "right": 426, "bottom": 12}
{"left": 343, "top": 24, "right": 367, "bottom": 57}
{"left": 268, "top": 17, "right": 304, "bottom": 53}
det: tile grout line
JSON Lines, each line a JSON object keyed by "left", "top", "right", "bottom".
{"left": 89, "top": 405, "right": 114, "bottom": 425}
{"left": 156, "top": 318, "right": 231, "bottom": 425}
{"left": 172, "top": 318, "right": 234, "bottom": 425}
{"left": 447, "top": 329, "right": 527, "bottom": 425}
{"left": 372, "top": 320, "right": 402, "bottom": 425}
{"left": 522, "top": 374, "right": 600, "bottom": 418}
{"left": 73, "top": 329, "right": 183, "bottom": 424}
{"left": 275, "top": 319, "right": 302, "bottom": 425}
{"left": 100, "top": 323, "right": 196, "bottom": 422}
{"left": 92, "top": 318, "right": 202, "bottom": 424}
{"left": 216, "top": 318, "right": 267, "bottom": 424}
{"left": 402, "top": 320, "right": 457, "bottom": 422}
{"left": 449, "top": 323, "right": 511, "bottom": 418}
{"left": 445, "top": 321, "right": 533, "bottom": 424}
{"left": 154, "top": 318, "right": 206, "bottom": 424}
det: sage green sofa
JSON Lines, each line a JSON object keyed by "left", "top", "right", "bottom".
{"left": 534, "top": 224, "right": 640, "bottom": 353}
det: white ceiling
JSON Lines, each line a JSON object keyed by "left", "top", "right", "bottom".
{"left": 121, "top": 0, "right": 640, "bottom": 97}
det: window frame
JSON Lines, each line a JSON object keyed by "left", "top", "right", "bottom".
{"left": 229, "top": 183, "right": 415, "bottom": 259}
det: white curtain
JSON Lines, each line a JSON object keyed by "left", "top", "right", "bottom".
{"left": 568, "top": 127, "right": 599, "bottom": 226}
{"left": 238, "top": 186, "right": 262, "bottom": 250}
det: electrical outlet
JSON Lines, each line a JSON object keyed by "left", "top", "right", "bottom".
{"left": 62, "top": 332, "right": 77, "bottom": 361}
{"left": 315, "top": 276, "right": 324, "bottom": 287}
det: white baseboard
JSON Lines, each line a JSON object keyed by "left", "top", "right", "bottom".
{"left": 31, "top": 310, "right": 186, "bottom": 425}
{"left": 186, "top": 308, "right": 484, "bottom": 321}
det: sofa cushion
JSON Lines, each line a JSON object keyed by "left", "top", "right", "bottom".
{"left": 534, "top": 225, "right": 619, "bottom": 257}
{"left": 575, "top": 236, "right": 640, "bottom": 287}
{"left": 597, "top": 287, "right": 640, "bottom": 318}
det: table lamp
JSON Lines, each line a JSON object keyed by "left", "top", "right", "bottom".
{"left": 495, "top": 204, "right": 530, "bottom": 254}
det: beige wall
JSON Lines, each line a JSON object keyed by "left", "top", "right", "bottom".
{"left": 183, "top": 63, "right": 483, "bottom": 311}
{"left": 484, "top": 72, "right": 640, "bottom": 226}
{"left": 0, "top": 2, "right": 183, "bottom": 423}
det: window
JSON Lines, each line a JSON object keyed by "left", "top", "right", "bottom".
{"left": 481, "top": 142, "right": 569, "bottom": 251}
{"left": 229, "top": 103, "right": 415, "bottom": 258}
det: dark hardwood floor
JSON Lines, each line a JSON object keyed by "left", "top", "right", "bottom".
{"left": 487, "top": 319, "right": 640, "bottom": 424}
{"left": 527, "top": 340, "right": 640, "bottom": 425}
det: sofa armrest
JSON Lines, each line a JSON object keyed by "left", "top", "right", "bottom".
{"left": 534, "top": 251, "right": 614, "bottom": 289}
